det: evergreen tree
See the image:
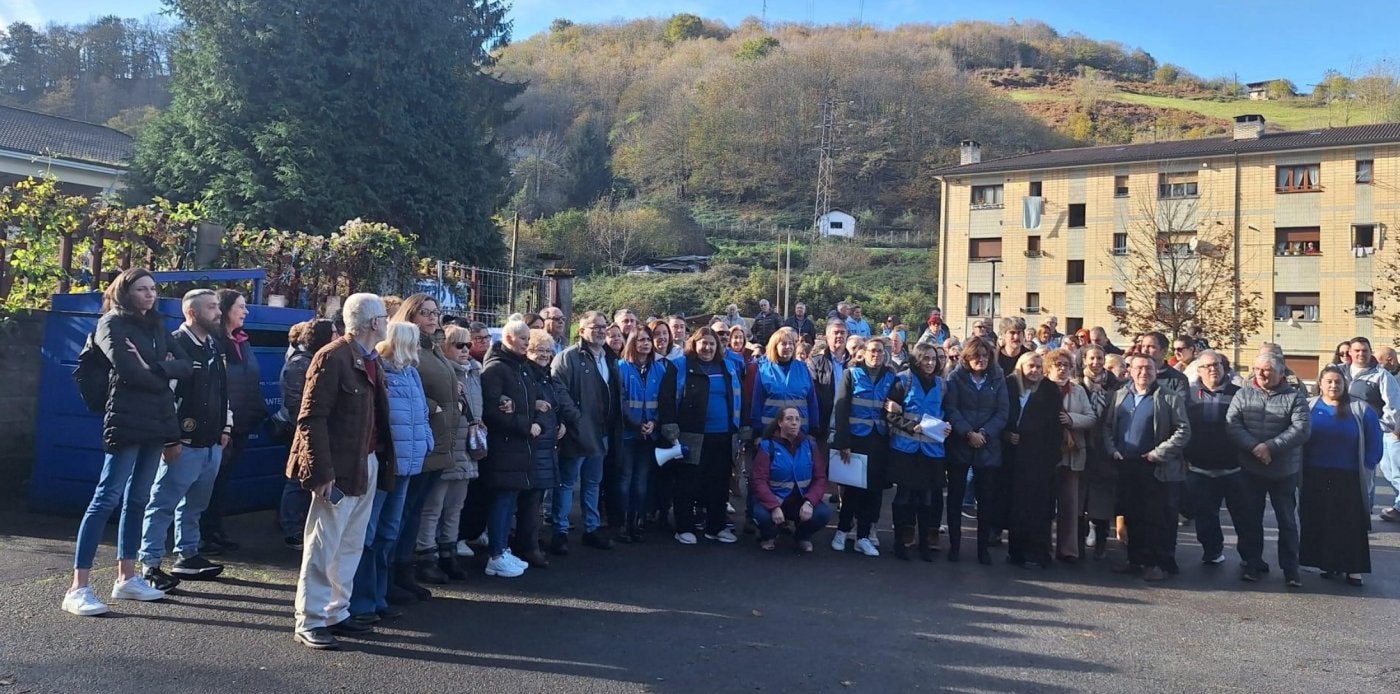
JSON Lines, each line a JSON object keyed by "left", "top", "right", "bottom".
{"left": 132, "top": 0, "right": 519, "bottom": 263}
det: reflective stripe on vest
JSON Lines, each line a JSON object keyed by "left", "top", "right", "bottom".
{"left": 849, "top": 367, "right": 894, "bottom": 437}
{"left": 758, "top": 359, "right": 814, "bottom": 431}
{"left": 890, "top": 371, "right": 947, "bottom": 457}
{"left": 759, "top": 437, "right": 815, "bottom": 502}
{"left": 618, "top": 358, "right": 667, "bottom": 439}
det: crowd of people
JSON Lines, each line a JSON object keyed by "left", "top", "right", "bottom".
{"left": 62, "top": 269, "right": 1396, "bottom": 652}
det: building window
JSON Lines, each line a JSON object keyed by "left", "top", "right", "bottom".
{"left": 1353, "top": 224, "right": 1376, "bottom": 253}
{"left": 1025, "top": 235, "right": 1042, "bottom": 257}
{"left": 1029, "top": 181, "right": 1043, "bottom": 197}
{"left": 1067, "top": 259, "right": 1085, "bottom": 284}
{"left": 1357, "top": 159, "right": 1374, "bottom": 184}
{"left": 1065, "top": 317, "right": 1083, "bottom": 334}
{"left": 1114, "top": 175, "right": 1129, "bottom": 197}
{"left": 1357, "top": 292, "right": 1375, "bottom": 316}
{"left": 1157, "top": 231, "right": 1195, "bottom": 257}
{"left": 1275, "top": 292, "right": 1320, "bottom": 321}
{"left": 1157, "top": 292, "right": 1197, "bottom": 315}
{"left": 1275, "top": 227, "right": 1321, "bottom": 256}
{"left": 1158, "top": 172, "right": 1198, "bottom": 199}
{"left": 1024, "top": 292, "right": 1041, "bottom": 313}
{"left": 969, "top": 238, "right": 1003, "bottom": 261}
{"left": 1276, "top": 163, "right": 1321, "bottom": 192}
{"left": 967, "top": 293, "right": 1001, "bottom": 316}
{"left": 1111, "top": 232, "right": 1128, "bottom": 255}
{"left": 1068, "top": 203, "right": 1086, "bottom": 228}
{"left": 1284, "top": 356, "right": 1320, "bottom": 381}
{"left": 829, "top": 221, "right": 844, "bottom": 229}
{"left": 1111, "top": 292, "right": 1127, "bottom": 310}
{"left": 971, "top": 185, "right": 1004, "bottom": 208}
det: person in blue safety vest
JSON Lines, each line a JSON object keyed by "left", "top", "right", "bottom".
{"left": 884, "top": 341, "right": 955, "bottom": 562}
{"left": 751, "top": 406, "right": 833, "bottom": 553}
{"left": 615, "top": 324, "right": 678, "bottom": 544}
{"left": 830, "top": 335, "right": 896, "bottom": 557}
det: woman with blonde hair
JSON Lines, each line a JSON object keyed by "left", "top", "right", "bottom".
{"left": 1045, "top": 348, "right": 1097, "bottom": 562}
{"left": 1003, "top": 351, "right": 1064, "bottom": 569}
{"left": 348, "top": 321, "right": 433, "bottom": 624}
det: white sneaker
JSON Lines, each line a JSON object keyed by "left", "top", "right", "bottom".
{"left": 485, "top": 555, "right": 524, "bottom": 577}
{"left": 855, "top": 537, "right": 880, "bottom": 557}
{"left": 468, "top": 531, "right": 489, "bottom": 547}
{"left": 502, "top": 549, "right": 529, "bottom": 571}
{"left": 111, "top": 575, "right": 166, "bottom": 601}
{"left": 1085, "top": 527, "right": 1098, "bottom": 548}
{"left": 705, "top": 529, "right": 738, "bottom": 544}
{"left": 455, "top": 540, "right": 476, "bottom": 557}
{"left": 867, "top": 528, "right": 880, "bottom": 547}
{"left": 831, "top": 530, "right": 849, "bottom": 551}
{"left": 62, "top": 586, "right": 109, "bottom": 616}
{"left": 675, "top": 532, "right": 698, "bottom": 545}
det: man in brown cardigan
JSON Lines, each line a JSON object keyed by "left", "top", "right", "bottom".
{"left": 288, "top": 293, "right": 396, "bottom": 650}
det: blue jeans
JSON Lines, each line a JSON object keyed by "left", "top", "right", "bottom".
{"left": 554, "top": 438, "right": 607, "bottom": 534}
{"left": 489, "top": 490, "right": 518, "bottom": 557}
{"left": 139, "top": 444, "right": 222, "bottom": 567}
{"left": 618, "top": 438, "right": 653, "bottom": 521}
{"left": 1236, "top": 471, "right": 1300, "bottom": 575}
{"left": 753, "top": 497, "right": 833, "bottom": 542}
{"left": 394, "top": 470, "right": 440, "bottom": 563}
{"left": 279, "top": 478, "right": 311, "bottom": 539}
{"left": 349, "top": 474, "right": 411, "bottom": 617}
{"left": 1378, "top": 435, "right": 1400, "bottom": 512}
{"left": 1187, "top": 470, "right": 1246, "bottom": 560}
{"left": 74, "top": 442, "right": 165, "bottom": 570}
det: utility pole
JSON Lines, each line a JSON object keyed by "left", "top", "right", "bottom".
{"left": 812, "top": 92, "right": 836, "bottom": 237}
{"left": 508, "top": 212, "right": 520, "bottom": 312}
{"left": 784, "top": 229, "right": 793, "bottom": 317}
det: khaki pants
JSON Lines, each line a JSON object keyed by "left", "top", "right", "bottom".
{"left": 294, "top": 453, "right": 378, "bottom": 632}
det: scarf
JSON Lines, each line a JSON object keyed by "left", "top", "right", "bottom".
{"left": 227, "top": 328, "right": 250, "bottom": 362}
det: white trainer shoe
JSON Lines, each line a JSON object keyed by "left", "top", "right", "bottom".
{"left": 502, "top": 549, "right": 529, "bottom": 571}
{"left": 867, "top": 528, "right": 880, "bottom": 547}
{"left": 62, "top": 586, "right": 109, "bottom": 616}
{"left": 111, "top": 575, "right": 166, "bottom": 601}
{"left": 485, "top": 555, "right": 524, "bottom": 577}
{"left": 674, "top": 532, "right": 698, "bottom": 545}
{"left": 456, "top": 540, "right": 476, "bottom": 557}
{"left": 830, "top": 530, "right": 849, "bottom": 551}
{"left": 705, "top": 529, "right": 738, "bottom": 544}
{"left": 855, "top": 537, "right": 880, "bottom": 557}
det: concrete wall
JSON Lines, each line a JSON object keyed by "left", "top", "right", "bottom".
{"left": 0, "top": 311, "right": 44, "bottom": 484}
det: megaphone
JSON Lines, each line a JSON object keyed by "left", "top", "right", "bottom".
{"left": 655, "top": 442, "right": 684, "bottom": 466}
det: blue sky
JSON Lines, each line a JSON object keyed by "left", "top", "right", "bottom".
{"left": 28, "top": 0, "right": 1400, "bottom": 86}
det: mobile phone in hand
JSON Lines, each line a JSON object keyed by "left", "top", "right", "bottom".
{"left": 328, "top": 486, "right": 345, "bottom": 505}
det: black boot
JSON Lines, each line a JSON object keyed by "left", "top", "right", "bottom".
{"left": 438, "top": 545, "right": 468, "bottom": 581}
{"left": 415, "top": 549, "right": 449, "bottom": 585}
{"left": 894, "top": 526, "right": 914, "bottom": 561}
{"left": 628, "top": 515, "right": 646, "bottom": 543}
{"left": 920, "top": 528, "right": 937, "bottom": 563}
{"left": 394, "top": 562, "right": 432, "bottom": 600}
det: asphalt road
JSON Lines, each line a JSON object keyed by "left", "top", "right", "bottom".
{"left": 2, "top": 482, "right": 1398, "bottom": 694}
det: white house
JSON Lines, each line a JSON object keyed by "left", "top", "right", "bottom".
{"left": 817, "top": 209, "right": 855, "bottom": 238}
{"left": 0, "top": 105, "right": 132, "bottom": 195}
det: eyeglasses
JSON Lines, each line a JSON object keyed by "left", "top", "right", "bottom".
{"left": 417, "top": 309, "right": 441, "bottom": 319}
{"left": 544, "top": 316, "right": 564, "bottom": 322}
{"left": 1199, "top": 362, "right": 1222, "bottom": 370}
{"left": 453, "top": 342, "right": 469, "bottom": 350}
{"left": 1174, "top": 346, "right": 1192, "bottom": 353}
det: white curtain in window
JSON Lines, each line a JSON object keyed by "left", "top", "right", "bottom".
{"left": 1022, "top": 196, "right": 1043, "bottom": 229}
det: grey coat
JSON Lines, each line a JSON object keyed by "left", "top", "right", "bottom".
{"left": 442, "top": 359, "right": 482, "bottom": 482}
{"left": 1225, "top": 379, "right": 1311, "bottom": 479}
{"left": 1099, "top": 385, "right": 1192, "bottom": 482}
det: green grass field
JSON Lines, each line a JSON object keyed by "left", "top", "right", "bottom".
{"left": 1009, "top": 88, "right": 1385, "bottom": 131}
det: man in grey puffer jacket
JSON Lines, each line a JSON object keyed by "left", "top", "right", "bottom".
{"left": 1225, "top": 351, "right": 1311, "bottom": 586}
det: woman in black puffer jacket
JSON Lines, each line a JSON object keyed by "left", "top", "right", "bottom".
{"left": 479, "top": 320, "right": 542, "bottom": 577}
{"left": 63, "top": 268, "right": 192, "bottom": 617}
{"left": 200, "top": 288, "right": 268, "bottom": 552}
{"left": 515, "top": 329, "right": 581, "bottom": 568}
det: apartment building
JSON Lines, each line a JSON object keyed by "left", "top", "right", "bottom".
{"left": 933, "top": 115, "right": 1400, "bottom": 379}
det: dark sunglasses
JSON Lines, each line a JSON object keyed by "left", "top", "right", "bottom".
{"left": 453, "top": 342, "right": 469, "bottom": 350}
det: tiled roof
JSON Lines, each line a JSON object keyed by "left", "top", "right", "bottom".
{"left": 933, "top": 121, "right": 1400, "bottom": 176}
{"left": 0, "top": 105, "right": 134, "bottom": 168}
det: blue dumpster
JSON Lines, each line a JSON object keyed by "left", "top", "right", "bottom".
{"left": 30, "top": 269, "right": 316, "bottom": 515}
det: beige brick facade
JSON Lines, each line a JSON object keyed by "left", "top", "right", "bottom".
{"left": 938, "top": 137, "right": 1400, "bottom": 378}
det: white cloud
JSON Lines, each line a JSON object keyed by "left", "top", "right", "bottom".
{"left": 0, "top": 0, "right": 44, "bottom": 26}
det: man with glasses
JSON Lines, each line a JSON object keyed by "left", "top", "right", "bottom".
{"left": 549, "top": 311, "right": 622, "bottom": 553}
{"left": 1184, "top": 350, "right": 1244, "bottom": 565}
{"left": 539, "top": 308, "right": 567, "bottom": 351}
{"left": 290, "top": 293, "right": 395, "bottom": 650}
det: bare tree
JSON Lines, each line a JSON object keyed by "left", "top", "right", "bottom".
{"left": 1106, "top": 195, "right": 1264, "bottom": 345}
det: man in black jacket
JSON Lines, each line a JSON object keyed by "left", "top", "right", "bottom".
{"left": 138, "top": 289, "right": 232, "bottom": 591}
{"left": 751, "top": 299, "right": 780, "bottom": 349}
{"left": 784, "top": 302, "right": 817, "bottom": 347}
{"left": 1183, "top": 350, "right": 1244, "bottom": 565}
{"left": 806, "top": 318, "right": 850, "bottom": 446}
{"left": 550, "top": 310, "right": 623, "bottom": 553}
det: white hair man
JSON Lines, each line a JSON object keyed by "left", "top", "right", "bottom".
{"left": 288, "top": 293, "right": 396, "bottom": 650}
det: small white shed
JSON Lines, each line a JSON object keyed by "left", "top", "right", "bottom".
{"left": 818, "top": 209, "right": 856, "bottom": 238}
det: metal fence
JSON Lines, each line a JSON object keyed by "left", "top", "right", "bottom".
{"left": 424, "top": 261, "right": 553, "bottom": 326}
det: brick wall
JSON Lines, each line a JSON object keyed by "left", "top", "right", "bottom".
{"left": 0, "top": 311, "right": 44, "bottom": 485}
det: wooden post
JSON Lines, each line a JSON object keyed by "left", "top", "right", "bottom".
{"left": 469, "top": 266, "right": 480, "bottom": 323}
{"left": 58, "top": 234, "right": 73, "bottom": 293}
{"left": 90, "top": 232, "right": 105, "bottom": 290}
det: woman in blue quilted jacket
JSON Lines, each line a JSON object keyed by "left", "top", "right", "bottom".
{"left": 348, "top": 321, "right": 433, "bottom": 624}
